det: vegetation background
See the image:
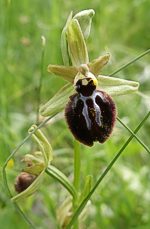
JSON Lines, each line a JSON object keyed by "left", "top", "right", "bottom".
{"left": 0, "top": 0, "right": 150, "bottom": 228}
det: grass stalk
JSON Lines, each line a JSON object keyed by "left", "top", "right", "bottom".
{"left": 110, "top": 49, "right": 150, "bottom": 76}
{"left": 117, "top": 117, "right": 150, "bottom": 155}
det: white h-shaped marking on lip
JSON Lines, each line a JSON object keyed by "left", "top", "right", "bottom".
{"left": 80, "top": 91, "right": 102, "bottom": 130}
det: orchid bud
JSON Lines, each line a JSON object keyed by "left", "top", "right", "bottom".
{"left": 15, "top": 172, "right": 37, "bottom": 193}
{"left": 74, "top": 9, "right": 95, "bottom": 39}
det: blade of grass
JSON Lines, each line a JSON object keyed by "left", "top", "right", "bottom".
{"left": 66, "top": 111, "right": 150, "bottom": 228}
{"left": 13, "top": 203, "right": 36, "bottom": 229}
{"left": 73, "top": 140, "right": 81, "bottom": 229}
{"left": 117, "top": 117, "right": 150, "bottom": 155}
{"left": 46, "top": 165, "right": 77, "bottom": 200}
{"left": 73, "top": 140, "right": 81, "bottom": 191}
{"left": 110, "top": 49, "right": 150, "bottom": 76}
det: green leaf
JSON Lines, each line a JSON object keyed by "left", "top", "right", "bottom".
{"left": 67, "top": 19, "right": 89, "bottom": 66}
{"left": 46, "top": 165, "right": 77, "bottom": 199}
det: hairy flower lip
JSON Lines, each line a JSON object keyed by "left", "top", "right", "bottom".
{"left": 65, "top": 89, "right": 117, "bottom": 146}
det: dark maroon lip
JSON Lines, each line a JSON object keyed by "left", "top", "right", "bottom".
{"left": 65, "top": 89, "right": 117, "bottom": 146}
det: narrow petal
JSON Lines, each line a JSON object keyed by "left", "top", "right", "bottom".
{"left": 47, "top": 64, "right": 78, "bottom": 82}
{"left": 88, "top": 53, "right": 110, "bottom": 76}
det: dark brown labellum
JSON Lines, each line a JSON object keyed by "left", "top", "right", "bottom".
{"left": 65, "top": 90, "right": 116, "bottom": 146}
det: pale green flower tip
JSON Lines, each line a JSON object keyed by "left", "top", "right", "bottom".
{"left": 47, "top": 64, "right": 57, "bottom": 74}
{"left": 73, "top": 9, "right": 95, "bottom": 40}
{"left": 88, "top": 9, "right": 95, "bottom": 17}
{"left": 74, "top": 9, "right": 95, "bottom": 18}
{"left": 100, "top": 53, "right": 111, "bottom": 64}
{"left": 61, "top": 11, "right": 73, "bottom": 66}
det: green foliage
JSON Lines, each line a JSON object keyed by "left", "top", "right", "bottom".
{"left": 0, "top": 0, "right": 150, "bottom": 228}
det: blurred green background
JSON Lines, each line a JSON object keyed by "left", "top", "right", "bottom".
{"left": 0, "top": 0, "right": 150, "bottom": 228}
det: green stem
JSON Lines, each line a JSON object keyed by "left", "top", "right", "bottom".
{"left": 66, "top": 112, "right": 150, "bottom": 228}
{"left": 73, "top": 140, "right": 81, "bottom": 191}
{"left": 117, "top": 117, "right": 150, "bottom": 155}
{"left": 73, "top": 140, "right": 81, "bottom": 229}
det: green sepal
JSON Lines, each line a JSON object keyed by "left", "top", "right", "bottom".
{"left": 67, "top": 19, "right": 89, "bottom": 66}
{"left": 61, "top": 11, "right": 73, "bottom": 65}
{"left": 74, "top": 9, "right": 95, "bottom": 39}
{"left": 98, "top": 75, "right": 139, "bottom": 96}
{"left": 40, "top": 83, "right": 74, "bottom": 117}
{"left": 47, "top": 64, "right": 78, "bottom": 82}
